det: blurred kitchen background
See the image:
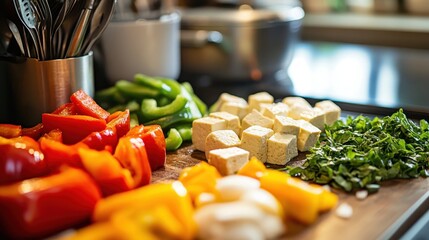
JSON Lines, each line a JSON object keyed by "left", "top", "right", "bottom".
{"left": 2, "top": 0, "right": 429, "bottom": 123}
{"left": 173, "top": 0, "right": 429, "bottom": 119}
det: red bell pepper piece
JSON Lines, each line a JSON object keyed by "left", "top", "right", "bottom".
{"left": 107, "top": 110, "right": 131, "bottom": 139}
{"left": 51, "top": 103, "right": 78, "bottom": 116}
{"left": 126, "top": 125, "right": 166, "bottom": 171}
{"left": 114, "top": 136, "right": 151, "bottom": 188}
{"left": 0, "top": 136, "right": 48, "bottom": 185}
{"left": 79, "top": 148, "right": 134, "bottom": 197}
{"left": 42, "top": 128, "right": 63, "bottom": 142}
{"left": 0, "top": 166, "right": 101, "bottom": 239}
{"left": 22, "top": 123, "right": 44, "bottom": 140}
{"left": 42, "top": 113, "right": 106, "bottom": 144}
{"left": 81, "top": 127, "right": 118, "bottom": 152}
{"left": 39, "top": 137, "right": 86, "bottom": 171}
{"left": 70, "top": 89, "right": 110, "bottom": 120}
{"left": 0, "top": 124, "right": 22, "bottom": 138}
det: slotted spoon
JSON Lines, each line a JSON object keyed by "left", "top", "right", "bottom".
{"left": 13, "top": 0, "right": 42, "bottom": 59}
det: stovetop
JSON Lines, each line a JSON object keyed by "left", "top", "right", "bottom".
{"left": 182, "top": 41, "right": 429, "bottom": 120}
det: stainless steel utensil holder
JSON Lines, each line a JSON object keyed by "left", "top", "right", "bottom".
{"left": 7, "top": 52, "right": 94, "bottom": 127}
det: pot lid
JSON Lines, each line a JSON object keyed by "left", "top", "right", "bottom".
{"left": 180, "top": 6, "right": 304, "bottom": 27}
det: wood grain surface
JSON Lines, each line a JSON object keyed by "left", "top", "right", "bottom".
{"left": 154, "top": 144, "right": 429, "bottom": 240}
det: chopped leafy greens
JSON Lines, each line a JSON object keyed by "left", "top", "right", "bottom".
{"left": 286, "top": 109, "right": 429, "bottom": 193}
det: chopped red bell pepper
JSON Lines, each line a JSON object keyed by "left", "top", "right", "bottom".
{"left": 114, "top": 136, "right": 151, "bottom": 188}
{"left": 81, "top": 127, "right": 118, "bottom": 151}
{"left": 70, "top": 89, "right": 110, "bottom": 120}
{"left": 107, "top": 110, "right": 131, "bottom": 139}
{"left": 42, "top": 114, "right": 106, "bottom": 144}
{"left": 0, "top": 124, "right": 22, "bottom": 138}
{"left": 51, "top": 103, "right": 78, "bottom": 115}
{"left": 39, "top": 137, "right": 86, "bottom": 171}
{"left": 22, "top": 123, "right": 44, "bottom": 140}
{"left": 0, "top": 166, "right": 101, "bottom": 239}
{"left": 79, "top": 148, "right": 134, "bottom": 197}
{"left": 0, "top": 136, "right": 48, "bottom": 185}
{"left": 126, "top": 125, "right": 166, "bottom": 171}
{"left": 42, "top": 128, "right": 63, "bottom": 142}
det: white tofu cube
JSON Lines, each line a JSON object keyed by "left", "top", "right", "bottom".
{"left": 242, "top": 109, "right": 274, "bottom": 131}
{"left": 240, "top": 125, "right": 274, "bottom": 163}
{"left": 192, "top": 117, "right": 227, "bottom": 152}
{"left": 297, "top": 120, "right": 321, "bottom": 152}
{"left": 315, "top": 100, "right": 341, "bottom": 126}
{"left": 261, "top": 102, "right": 289, "bottom": 119}
{"left": 248, "top": 92, "right": 274, "bottom": 111}
{"left": 287, "top": 104, "right": 313, "bottom": 120}
{"left": 298, "top": 108, "right": 326, "bottom": 130}
{"left": 220, "top": 102, "right": 249, "bottom": 120}
{"left": 209, "top": 112, "right": 241, "bottom": 136}
{"left": 273, "top": 116, "right": 300, "bottom": 136}
{"left": 205, "top": 130, "right": 241, "bottom": 159}
{"left": 267, "top": 133, "right": 298, "bottom": 165}
{"left": 211, "top": 93, "right": 247, "bottom": 112}
{"left": 282, "top": 96, "right": 312, "bottom": 109}
{"left": 208, "top": 147, "right": 250, "bottom": 176}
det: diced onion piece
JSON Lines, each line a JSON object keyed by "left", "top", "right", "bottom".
{"left": 355, "top": 190, "right": 368, "bottom": 200}
{"left": 336, "top": 203, "right": 353, "bottom": 219}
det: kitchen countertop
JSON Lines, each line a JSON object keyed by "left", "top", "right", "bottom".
{"left": 156, "top": 144, "right": 429, "bottom": 240}
{"left": 183, "top": 40, "right": 429, "bottom": 120}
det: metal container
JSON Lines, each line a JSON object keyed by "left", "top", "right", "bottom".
{"left": 179, "top": 5, "right": 304, "bottom": 81}
{"left": 7, "top": 52, "right": 94, "bottom": 127}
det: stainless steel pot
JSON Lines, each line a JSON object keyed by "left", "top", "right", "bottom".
{"left": 179, "top": 5, "right": 304, "bottom": 81}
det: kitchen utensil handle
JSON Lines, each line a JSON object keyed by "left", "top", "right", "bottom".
{"left": 65, "top": 8, "right": 92, "bottom": 57}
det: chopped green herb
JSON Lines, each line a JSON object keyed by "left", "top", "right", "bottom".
{"left": 286, "top": 109, "right": 429, "bottom": 193}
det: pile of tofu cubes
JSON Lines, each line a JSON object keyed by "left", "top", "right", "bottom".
{"left": 192, "top": 92, "right": 341, "bottom": 176}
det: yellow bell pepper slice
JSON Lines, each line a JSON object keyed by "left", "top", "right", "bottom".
{"left": 237, "top": 157, "right": 267, "bottom": 179}
{"left": 179, "top": 162, "right": 221, "bottom": 202}
{"left": 260, "top": 170, "right": 322, "bottom": 225}
{"left": 93, "top": 181, "right": 196, "bottom": 240}
{"left": 312, "top": 184, "right": 339, "bottom": 212}
{"left": 110, "top": 205, "right": 183, "bottom": 240}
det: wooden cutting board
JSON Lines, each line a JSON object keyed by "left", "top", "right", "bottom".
{"left": 153, "top": 144, "right": 429, "bottom": 240}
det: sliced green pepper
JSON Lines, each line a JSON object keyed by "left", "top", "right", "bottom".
{"left": 182, "top": 82, "right": 207, "bottom": 116}
{"left": 134, "top": 74, "right": 177, "bottom": 99}
{"left": 95, "top": 86, "right": 126, "bottom": 105}
{"left": 165, "top": 128, "right": 183, "bottom": 151}
{"left": 126, "top": 101, "right": 140, "bottom": 112}
{"left": 159, "top": 78, "right": 182, "bottom": 99}
{"left": 144, "top": 105, "right": 197, "bottom": 129}
{"left": 174, "top": 124, "right": 192, "bottom": 141}
{"left": 141, "top": 95, "right": 188, "bottom": 121}
{"left": 130, "top": 113, "right": 140, "bottom": 128}
{"left": 116, "top": 80, "right": 159, "bottom": 100}
{"left": 180, "top": 85, "right": 203, "bottom": 120}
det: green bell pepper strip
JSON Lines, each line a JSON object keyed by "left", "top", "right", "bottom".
{"left": 134, "top": 74, "right": 177, "bottom": 100}
{"left": 116, "top": 80, "right": 160, "bottom": 100}
{"left": 165, "top": 128, "right": 183, "bottom": 151}
{"left": 174, "top": 124, "right": 192, "bottom": 141}
{"left": 130, "top": 113, "right": 140, "bottom": 128}
{"left": 95, "top": 86, "right": 126, "bottom": 105}
{"left": 159, "top": 78, "right": 182, "bottom": 99}
{"left": 180, "top": 85, "right": 203, "bottom": 119}
{"left": 141, "top": 95, "right": 188, "bottom": 121}
{"left": 182, "top": 82, "right": 207, "bottom": 116}
{"left": 143, "top": 104, "right": 197, "bottom": 129}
